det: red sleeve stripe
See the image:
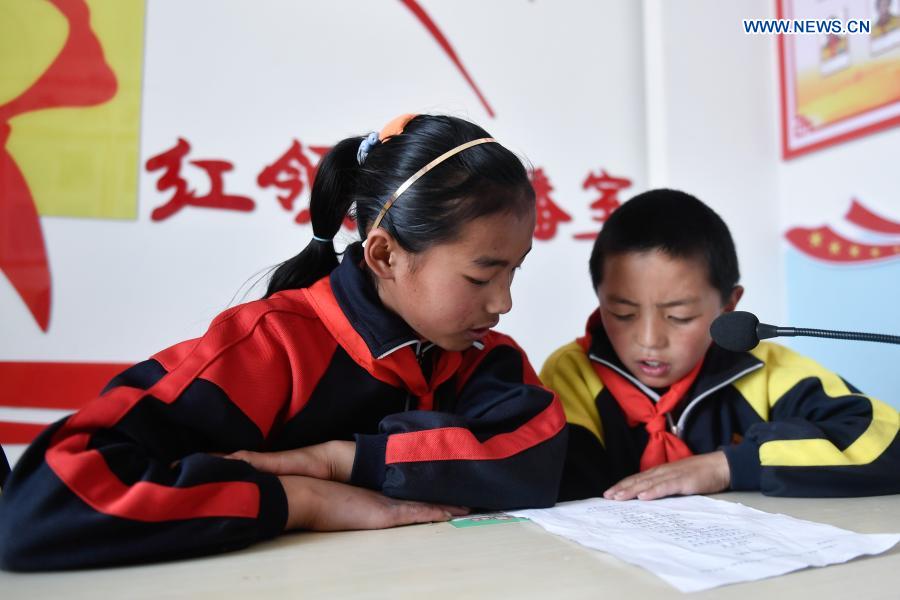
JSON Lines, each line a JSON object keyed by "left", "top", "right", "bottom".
{"left": 50, "top": 433, "right": 259, "bottom": 521}
{"left": 385, "top": 400, "right": 565, "bottom": 464}
{"left": 46, "top": 387, "right": 261, "bottom": 520}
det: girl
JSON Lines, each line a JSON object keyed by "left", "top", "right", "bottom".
{"left": 0, "top": 114, "right": 567, "bottom": 571}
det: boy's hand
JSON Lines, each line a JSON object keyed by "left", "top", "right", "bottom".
{"left": 227, "top": 440, "right": 356, "bottom": 483}
{"left": 280, "top": 475, "right": 469, "bottom": 531}
{"left": 603, "top": 451, "right": 731, "bottom": 501}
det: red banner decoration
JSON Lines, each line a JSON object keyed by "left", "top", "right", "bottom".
{"left": 785, "top": 199, "right": 900, "bottom": 264}
{"left": 0, "top": 361, "right": 129, "bottom": 446}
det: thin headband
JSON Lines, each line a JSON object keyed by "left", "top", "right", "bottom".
{"left": 370, "top": 137, "right": 497, "bottom": 230}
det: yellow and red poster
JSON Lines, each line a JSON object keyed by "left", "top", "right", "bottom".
{"left": 0, "top": 0, "right": 144, "bottom": 331}
{"left": 778, "top": 0, "right": 900, "bottom": 158}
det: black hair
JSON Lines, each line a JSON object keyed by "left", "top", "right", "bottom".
{"left": 588, "top": 188, "right": 740, "bottom": 303}
{"left": 265, "top": 115, "right": 535, "bottom": 296}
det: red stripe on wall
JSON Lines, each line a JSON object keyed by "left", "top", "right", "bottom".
{"left": 0, "top": 361, "right": 129, "bottom": 409}
{"left": 0, "top": 421, "right": 49, "bottom": 444}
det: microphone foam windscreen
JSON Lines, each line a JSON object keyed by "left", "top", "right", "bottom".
{"left": 710, "top": 311, "right": 760, "bottom": 352}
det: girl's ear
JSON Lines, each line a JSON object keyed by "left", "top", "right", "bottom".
{"left": 363, "top": 229, "right": 398, "bottom": 281}
{"left": 723, "top": 285, "right": 744, "bottom": 312}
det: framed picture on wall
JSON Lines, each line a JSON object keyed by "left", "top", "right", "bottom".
{"left": 777, "top": 0, "right": 900, "bottom": 159}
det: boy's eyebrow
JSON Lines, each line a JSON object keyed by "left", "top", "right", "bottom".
{"left": 608, "top": 295, "right": 640, "bottom": 307}
{"left": 472, "top": 247, "right": 532, "bottom": 269}
{"left": 656, "top": 297, "right": 700, "bottom": 308}
{"left": 607, "top": 295, "right": 700, "bottom": 308}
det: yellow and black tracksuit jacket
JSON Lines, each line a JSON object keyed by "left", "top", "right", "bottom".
{"left": 541, "top": 320, "right": 900, "bottom": 501}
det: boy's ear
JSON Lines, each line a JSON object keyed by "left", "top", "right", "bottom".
{"left": 723, "top": 285, "right": 744, "bottom": 312}
{"left": 363, "top": 229, "right": 398, "bottom": 281}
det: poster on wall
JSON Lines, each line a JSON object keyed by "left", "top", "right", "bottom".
{"left": 778, "top": 0, "right": 900, "bottom": 159}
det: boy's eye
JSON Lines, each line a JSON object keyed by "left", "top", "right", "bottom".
{"left": 610, "top": 313, "right": 635, "bottom": 322}
{"left": 669, "top": 315, "right": 697, "bottom": 324}
{"left": 465, "top": 276, "right": 489, "bottom": 286}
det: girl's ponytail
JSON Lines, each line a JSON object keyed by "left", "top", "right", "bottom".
{"left": 264, "top": 136, "right": 362, "bottom": 297}
{"left": 264, "top": 114, "right": 535, "bottom": 298}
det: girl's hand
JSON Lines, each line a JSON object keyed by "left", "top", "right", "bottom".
{"left": 603, "top": 451, "right": 731, "bottom": 501}
{"left": 280, "top": 475, "right": 469, "bottom": 531}
{"left": 227, "top": 441, "right": 356, "bottom": 483}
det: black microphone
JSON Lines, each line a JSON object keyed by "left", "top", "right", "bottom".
{"left": 710, "top": 311, "right": 900, "bottom": 352}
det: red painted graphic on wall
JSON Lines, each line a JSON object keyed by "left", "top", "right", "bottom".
{"left": 400, "top": 0, "right": 495, "bottom": 118}
{"left": 0, "top": 361, "right": 128, "bottom": 447}
{"left": 257, "top": 140, "right": 353, "bottom": 229}
{"left": 573, "top": 169, "right": 632, "bottom": 240}
{"left": 785, "top": 199, "right": 900, "bottom": 263}
{"left": 146, "top": 138, "right": 255, "bottom": 221}
{"left": 530, "top": 168, "right": 572, "bottom": 241}
{"left": 0, "top": 0, "right": 117, "bottom": 331}
{"left": 146, "top": 142, "right": 636, "bottom": 244}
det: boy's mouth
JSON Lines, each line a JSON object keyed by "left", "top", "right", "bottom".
{"left": 467, "top": 321, "right": 498, "bottom": 340}
{"left": 637, "top": 359, "right": 670, "bottom": 378}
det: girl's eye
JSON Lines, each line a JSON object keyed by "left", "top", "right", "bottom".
{"left": 465, "top": 276, "right": 489, "bottom": 286}
{"left": 610, "top": 313, "right": 635, "bottom": 322}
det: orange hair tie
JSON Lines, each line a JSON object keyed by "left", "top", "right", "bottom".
{"left": 379, "top": 113, "right": 417, "bottom": 141}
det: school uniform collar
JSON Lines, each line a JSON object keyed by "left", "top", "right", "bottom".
{"left": 580, "top": 308, "right": 763, "bottom": 403}
{"left": 325, "top": 242, "right": 428, "bottom": 360}
{"left": 303, "top": 244, "right": 463, "bottom": 407}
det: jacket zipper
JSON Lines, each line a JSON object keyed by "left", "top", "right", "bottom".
{"left": 405, "top": 341, "right": 435, "bottom": 411}
{"left": 673, "top": 363, "right": 764, "bottom": 437}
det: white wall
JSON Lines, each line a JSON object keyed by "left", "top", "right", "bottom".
{"left": 643, "top": 0, "right": 785, "bottom": 328}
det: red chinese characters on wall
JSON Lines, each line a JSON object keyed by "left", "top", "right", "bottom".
{"left": 146, "top": 138, "right": 360, "bottom": 230}
{"left": 257, "top": 140, "right": 328, "bottom": 218}
{"left": 531, "top": 167, "right": 572, "bottom": 240}
{"left": 146, "top": 138, "right": 254, "bottom": 221}
{"left": 573, "top": 169, "right": 633, "bottom": 240}
{"left": 529, "top": 166, "right": 633, "bottom": 241}
{"left": 257, "top": 140, "right": 353, "bottom": 229}
{"left": 145, "top": 143, "right": 633, "bottom": 243}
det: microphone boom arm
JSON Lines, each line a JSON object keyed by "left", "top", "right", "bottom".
{"left": 758, "top": 323, "right": 900, "bottom": 345}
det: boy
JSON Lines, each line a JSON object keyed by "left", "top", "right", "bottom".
{"left": 541, "top": 189, "right": 900, "bottom": 501}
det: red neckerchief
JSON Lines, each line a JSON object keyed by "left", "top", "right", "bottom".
{"left": 577, "top": 309, "right": 703, "bottom": 471}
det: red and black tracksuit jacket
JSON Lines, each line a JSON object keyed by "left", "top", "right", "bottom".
{"left": 0, "top": 244, "right": 567, "bottom": 571}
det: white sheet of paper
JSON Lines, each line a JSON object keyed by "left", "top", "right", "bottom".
{"left": 509, "top": 496, "right": 900, "bottom": 593}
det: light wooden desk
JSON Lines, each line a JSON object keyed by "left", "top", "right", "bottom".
{"left": 3, "top": 493, "right": 899, "bottom": 599}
